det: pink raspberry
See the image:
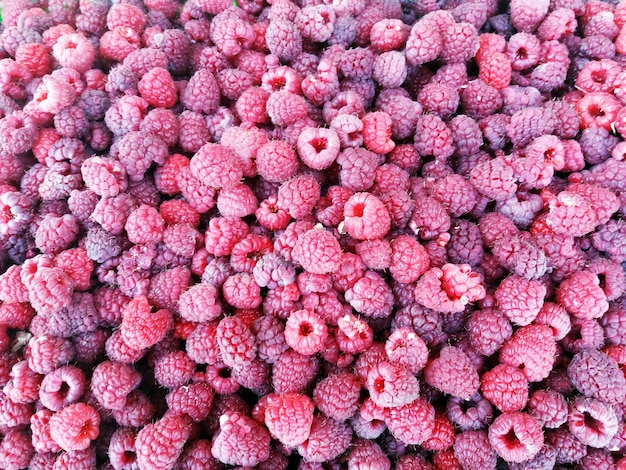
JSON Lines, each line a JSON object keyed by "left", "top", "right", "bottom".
{"left": 424, "top": 346, "right": 479, "bottom": 400}
{"left": 466, "top": 309, "right": 513, "bottom": 356}
{"left": 216, "top": 314, "right": 257, "bottom": 368}
{"left": 153, "top": 349, "right": 195, "bottom": 389}
{"left": 180, "top": 69, "right": 220, "bottom": 114}
{"left": 405, "top": 21, "right": 442, "bottom": 66}
{"left": 510, "top": 0, "right": 550, "bottom": 32}
{"left": 266, "top": 91, "right": 308, "bottom": 127}
{"left": 190, "top": 143, "right": 243, "bottom": 190}
{"left": 528, "top": 389, "right": 568, "bottom": 429}
{"left": 216, "top": 183, "right": 258, "bottom": 218}
{"left": 230, "top": 234, "right": 273, "bottom": 273}
{"left": 568, "top": 349, "right": 626, "bottom": 405}
{"left": 370, "top": 18, "right": 410, "bottom": 51}
{"left": 91, "top": 360, "right": 141, "bottom": 411}
{"left": 277, "top": 174, "right": 321, "bottom": 220}
{"left": 31, "top": 409, "right": 61, "bottom": 453}
{"left": 265, "top": 392, "right": 314, "bottom": 447}
{"left": 481, "top": 363, "right": 529, "bottom": 412}
{"left": 414, "top": 264, "right": 486, "bottom": 314}
{"left": 440, "top": 22, "right": 478, "bottom": 64}
{"left": 454, "top": 430, "right": 498, "bottom": 470}
{"left": 26, "top": 335, "right": 74, "bottom": 375}
{"left": 265, "top": 20, "right": 302, "bottom": 62}
{"left": 344, "top": 270, "right": 394, "bottom": 319}
{"left": 376, "top": 95, "right": 421, "bottom": 141}
{"left": 298, "top": 415, "right": 352, "bottom": 463}
{"left": 336, "top": 313, "right": 374, "bottom": 354}
{"left": 336, "top": 147, "right": 383, "bottom": 192}
{"left": 177, "top": 283, "right": 221, "bottom": 323}
{"left": 99, "top": 27, "right": 141, "bottom": 62}
{"left": 417, "top": 82, "right": 460, "bottom": 120}
{"left": 297, "top": 127, "right": 341, "bottom": 171}
{"left": 413, "top": 114, "right": 454, "bottom": 161}
{"left": 52, "top": 33, "right": 96, "bottom": 73}
{"left": 137, "top": 67, "right": 177, "bottom": 108}
{"left": 211, "top": 411, "right": 271, "bottom": 467}
{"left": 361, "top": 111, "right": 395, "bottom": 154}
{"left": 577, "top": 91, "right": 622, "bottom": 131}
{"left": 292, "top": 228, "right": 341, "bottom": 275}
{"left": 422, "top": 413, "right": 456, "bottom": 452}
{"left": 0, "top": 111, "right": 38, "bottom": 155}
{"left": 385, "top": 398, "right": 436, "bottom": 445}
{"left": 205, "top": 217, "right": 249, "bottom": 257}
{"left": 494, "top": 275, "right": 546, "bottom": 326}
{"left": 120, "top": 295, "right": 172, "bottom": 350}
{"left": 284, "top": 308, "right": 328, "bottom": 356}
{"left": 568, "top": 396, "right": 618, "bottom": 448}
{"left": 80, "top": 156, "right": 127, "bottom": 198}
{"left": 124, "top": 204, "right": 164, "bottom": 245}
{"left": 3, "top": 361, "right": 42, "bottom": 405}
{"left": 366, "top": 361, "right": 419, "bottom": 408}
{"left": 28, "top": 266, "right": 74, "bottom": 316}
{"left": 256, "top": 140, "right": 299, "bottom": 183}
{"left": 556, "top": 271, "right": 609, "bottom": 320}
{"left": 388, "top": 235, "right": 429, "bottom": 284}
{"left": 222, "top": 272, "right": 262, "bottom": 309}
{"left": 500, "top": 324, "right": 557, "bottom": 382}
{"left": 428, "top": 174, "right": 478, "bottom": 217}
{"left": 135, "top": 414, "right": 191, "bottom": 470}
{"left": 313, "top": 372, "right": 362, "bottom": 422}
{"left": 272, "top": 349, "right": 320, "bottom": 394}
{"left": 116, "top": 130, "right": 168, "bottom": 182}
{"left": 154, "top": 153, "right": 189, "bottom": 196}
{"left": 348, "top": 439, "right": 390, "bottom": 469}
{"left": 343, "top": 192, "right": 391, "bottom": 240}
{"left": 49, "top": 403, "right": 100, "bottom": 452}
{"left": 384, "top": 326, "right": 428, "bottom": 375}
{"left": 354, "top": 239, "right": 391, "bottom": 271}
{"left": 295, "top": 5, "right": 335, "bottom": 42}
{"left": 488, "top": 412, "right": 544, "bottom": 463}
{"left": 372, "top": 51, "right": 407, "bottom": 89}
{"left": 461, "top": 79, "right": 503, "bottom": 121}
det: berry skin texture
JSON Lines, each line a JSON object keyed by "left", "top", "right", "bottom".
{"left": 91, "top": 360, "right": 141, "bottom": 411}
{"left": 424, "top": 346, "right": 480, "bottom": 400}
{"left": 366, "top": 361, "right": 419, "bottom": 408}
{"left": 343, "top": 192, "right": 391, "bottom": 240}
{"left": 297, "top": 127, "right": 341, "bottom": 170}
{"left": 414, "top": 264, "right": 486, "bottom": 314}
{"left": 313, "top": 372, "right": 362, "bottom": 421}
{"left": 284, "top": 308, "right": 328, "bottom": 356}
{"left": 190, "top": 143, "right": 243, "bottom": 190}
{"left": 293, "top": 228, "right": 342, "bottom": 275}
{"left": 264, "top": 392, "right": 315, "bottom": 447}
{"left": 49, "top": 403, "right": 100, "bottom": 452}
{"left": 454, "top": 430, "right": 497, "bottom": 470}
{"left": 211, "top": 411, "right": 271, "bottom": 467}
{"left": 137, "top": 67, "right": 177, "bottom": 108}
{"left": 135, "top": 414, "right": 192, "bottom": 470}
{"left": 385, "top": 326, "right": 429, "bottom": 375}
{"left": 488, "top": 412, "right": 544, "bottom": 463}
{"left": 389, "top": 234, "right": 429, "bottom": 284}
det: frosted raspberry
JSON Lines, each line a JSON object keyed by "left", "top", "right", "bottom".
{"left": 292, "top": 228, "right": 341, "bottom": 275}
{"left": 439, "top": 22, "right": 478, "bottom": 64}
{"left": 135, "top": 414, "right": 191, "bottom": 470}
{"left": 99, "top": 27, "right": 141, "bottom": 62}
{"left": 117, "top": 130, "right": 168, "bottom": 182}
{"left": 500, "top": 324, "right": 557, "bottom": 383}
{"left": 577, "top": 91, "right": 622, "bottom": 131}
{"left": 478, "top": 51, "right": 512, "bottom": 90}
{"left": 211, "top": 411, "right": 271, "bottom": 467}
{"left": 369, "top": 18, "right": 410, "bottom": 51}
{"left": 568, "top": 349, "right": 626, "bottom": 405}
{"left": 344, "top": 270, "right": 393, "bottom": 319}
{"left": 52, "top": 33, "right": 96, "bottom": 74}
{"left": 277, "top": 174, "right": 321, "bottom": 220}
{"left": 297, "top": 127, "right": 340, "bottom": 171}
{"left": 336, "top": 147, "right": 382, "bottom": 192}
{"left": 416, "top": 82, "right": 459, "bottom": 120}
{"left": 366, "top": 361, "right": 419, "bottom": 408}
{"left": 190, "top": 143, "right": 243, "bottom": 190}
{"left": 494, "top": 275, "right": 546, "bottom": 326}
{"left": 28, "top": 266, "right": 74, "bottom": 316}
{"left": 343, "top": 192, "right": 390, "bottom": 240}
{"left": 385, "top": 398, "right": 436, "bottom": 445}
{"left": 405, "top": 21, "right": 442, "bottom": 66}
{"left": 354, "top": 239, "right": 391, "bottom": 271}
{"left": 414, "top": 264, "right": 486, "bottom": 314}
{"left": 204, "top": 217, "right": 249, "bottom": 258}
{"left": 298, "top": 415, "right": 352, "bottom": 463}
{"left": 137, "top": 67, "right": 177, "bottom": 108}
{"left": 90, "top": 360, "right": 141, "bottom": 411}
{"left": 424, "top": 346, "right": 479, "bottom": 400}
{"left": 3, "top": 360, "right": 41, "bottom": 405}
{"left": 413, "top": 113, "right": 454, "bottom": 161}
{"left": 0, "top": 111, "right": 38, "bottom": 155}
{"left": 210, "top": 14, "right": 255, "bottom": 57}
{"left": 283, "top": 308, "right": 328, "bottom": 356}
{"left": 347, "top": 438, "right": 390, "bottom": 469}
{"left": 568, "top": 396, "right": 618, "bottom": 448}
{"left": 461, "top": 79, "right": 503, "bottom": 120}
{"left": 265, "top": 20, "right": 302, "bottom": 62}
{"left": 104, "top": 95, "right": 148, "bottom": 137}
{"left": 388, "top": 235, "right": 429, "bottom": 284}
{"left": 110, "top": 389, "right": 154, "bottom": 427}
{"left": 217, "top": 68, "right": 257, "bottom": 101}
{"left": 27, "top": 335, "right": 74, "bottom": 375}
{"left": 454, "top": 430, "right": 497, "bottom": 470}
{"left": 312, "top": 372, "right": 361, "bottom": 422}
{"left": 527, "top": 389, "right": 568, "bottom": 429}
{"left": 216, "top": 314, "right": 256, "bottom": 368}
{"left": 428, "top": 174, "right": 478, "bottom": 217}
{"left": 556, "top": 271, "right": 609, "bottom": 320}
{"left": 489, "top": 412, "right": 544, "bottom": 463}
{"left": 272, "top": 348, "right": 319, "bottom": 394}
{"left": 335, "top": 313, "right": 374, "bottom": 354}
{"left": 466, "top": 309, "right": 512, "bottom": 356}
{"left": 49, "top": 403, "right": 100, "bottom": 452}
{"left": 120, "top": 295, "right": 172, "bottom": 350}
{"left": 422, "top": 413, "right": 456, "bottom": 452}
{"left": 361, "top": 111, "right": 395, "bottom": 154}
{"left": 31, "top": 409, "right": 61, "bottom": 453}
{"left": 38, "top": 365, "right": 85, "bottom": 412}
{"left": 0, "top": 390, "right": 33, "bottom": 427}
{"left": 81, "top": 156, "right": 127, "bottom": 198}
{"left": 264, "top": 392, "right": 314, "bottom": 447}
{"left": 180, "top": 69, "right": 220, "bottom": 114}
{"left": 481, "top": 363, "right": 529, "bottom": 412}
{"left": 295, "top": 5, "right": 335, "bottom": 42}
{"left": 123, "top": 204, "right": 164, "bottom": 245}
{"left": 511, "top": 0, "right": 550, "bottom": 32}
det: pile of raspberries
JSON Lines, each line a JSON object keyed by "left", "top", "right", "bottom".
{"left": 2, "top": 0, "right": 626, "bottom": 467}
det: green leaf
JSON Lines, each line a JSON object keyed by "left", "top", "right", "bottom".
{"left": 233, "top": 0, "right": 238, "bottom": 7}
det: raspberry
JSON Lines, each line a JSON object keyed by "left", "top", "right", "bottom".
{"left": 190, "top": 143, "right": 243, "bottom": 190}
{"left": 117, "top": 130, "right": 168, "bottom": 182}
{"left": 489, "top": 411, "right": 544, "bottom": 463}
{"left": 454, "top": 430, "right": 497, "bottom": 470}
{"left": 312, "top": 372, "right": 361, "bottom": 422}
{"left": 137, "top": 67, "right": 177, "bottom": 108}
{"left": 91, "top": 360, "right": 141, "bottom": 411}
{"left": 0, "top": 111, "right": 38, "bottom": 155}
{"left": 348, "top": 438, "right": 391, "bottom": 469}
{"left": 297, "top": 127, "right": 341, "bottom": 171}
{"left": 388, "top": 234, "right": 429, "bottom": 284}
{"left": 212, "top": 411, "right": 271, "bottom": 467}
{"left": 336, "top": 147, "right": 383, "bottom": 192}
{"left": 424, "top": 346, "right": 479, "bottom": 400}
{"left": 298, "top": 415, "right": 352, "bottom": 463}
{"left": 265, "top": 392, "right": 314, "bottom": 447}
{"left": 481, "top": 363, "right": 528, "bottom": 412}
{"left": 216, "top": 314, "right": 256, "bottom": 368}
{"left": 568, "top": 396, "right": 619, "bottom": 448}
{"left": 556, "top": 271, "right": 609, "bottom": 320}
{"left": 417, "top": 82, "right": 459, "bottom": 120}
{"left": 500, "top": 324, "right": 557, "bottom": 382}
{"left": 467, "top": 309, "right": 513, "bottom": 356}
{"left": 414, "top": 264, "right": 486, "bottom": 314}
{"left": 295, "top": 5, "right": 335, "bottom": 42}
{"left": 284, "top": 308, "right": 328, "bottom": 356}
{"left": 494, "top": 275, "right": 546, "bottom": 326}
{"left": 385, "top": 398, "right": 436, "bottom": 445}
{"left": 413, "top": 114, "right": 454, "bottom": 161}
{"left": 577, "top": 91, "right": 622, "bottom": 131}
{"left": 120, "top": 295, "right": 172, "bottom": 350}
{"left": 461, "top": 79, "right": 503, "bottom": 120}
{"left": 292, "top": 228, "right": 341, "bottom": 275}
{"left": 27, "top": 335, "right": 74, "bottom": 375}
{"left": 405, "top": 21, "right": 442, "bottom": 66}
{"left": 272, "top": 349, "right": 319, "bottom": 394}
{"left": 366, "top": 361, "right": 419, "bottom": 408}
{"left": 52, "top": 33, "right": 97, "bottom": 74}
{"left": 428, "top": 174, "right": 478, "bottom": 217}
{"left": 222, "top": 272, "right": 262, "bottom": 309}
{"left": 180, "top": 69, "right": 220, "bottom": 114}
{"left": 3, "top": 360, "right": 41, "bottom": 405}
{"left": 256, "top": 140, "right": 299, "bottom": 184}
{"left": 354, "top": 239, "right": 391, "bottom": 271}
{"left": 265, "top": 91, "right": 307, "bottom": 127}
{"left": 135, "top": 414, "right": 191, "bottom": 470}
{"left": 528, "top": 389, "right": 568, "bottom": 429}
{"left": 276, "top": 174, "right": 321, "bottom": 220}
{"left": 49, "top": 403, "right": 100, "bottom": 452}
{"left": 265, "top": 20, "right": 302, "bottom": 62}
{"left": 344, "top": 270, "right": 393, "bottom": 319}
{"left": 511, "top": 0, "right": 550, "bottom": 32}
{"left": 568, "top": 349, "right": 626, "bottom": 405}
{"left": 342, "top": 192, "right": 391, "bottom": 241}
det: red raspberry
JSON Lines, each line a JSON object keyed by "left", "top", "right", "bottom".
{"left": 389, "top": 234, "right": 429, "bottom": 284}
{"left": 80, "top": 156, "right": 127, "bottom": 199}
{"left": 500, "top": 324, "right": 557, "bottom": 382}
{"left": 405, "top": 21, "right": 442, "bottom": 66}
{"left": 417, "top": 82, "right": 459, "bottom": 120}
{"left": 181, "top": 69, "right": 220, "bottom": 114}
{"left": 461, "top": 79, "right": 503, "bottom": 120}
{"left": 15, "top": 42, "right": 52, "bottom": 78}
{"left": 297, "top": 127, "right": 341, "bottom": 171}
{"left": 366, "top": 361, "right": 419, "bottom": 408}
{"left": 568, "top": 396, "right": 619, "bottom": 448}
{"left": 153, "top": 350, "right": 195, "bottom": 389}
{"left": 284, "top": 308, "right": 328, "bottom": 356}
{"left": 190, "top": 143, "right": 243, "bottom": 190}
{"left": 256, "top": 140, "right": 299, "bottom": 183}
{"left": 478, "top": 52, "right": 511, "bottom": 90}
{"left": 275, "top": 175, "right": 321, "bottom": 221}
{"left": 265, "top": 392, "right": 314, "bottom": 447}
{"left": 454, "top": 430, "right": 497, "bottom": 470}
{"left": 120, "top": 295, "right": 172, "bottom": 350}
{"left": 177, "top": 283, "right": 221, "bottom": 323}
{"left": 91, "top": 360, "right": 141, "bottom": 410}
{"left": 216, "top": 314, "right": 257, "bottom": 368}
{"left": 344, "top": 270, "right": 393, "bottom": 319}
{"left": 360, "top": 111, "right": 395, "bottom": 155}
{"left": 0, "top": 265, "right": 28, "bottom": 304}
{"left": 343, "top": 192, "right": 391, "bottom": 240}
{"left": 205, "top": 217, "right": 249, "bottom": 257}
{"left": 52, "top": 33, "right": 97, "bottom": 73}
{"left": 222, "top": 272, "right": 262, "bottom": 309}
{"left": 137, "top": 67, "right": 177, "bottom": 108}
{"left": 348, "top": 438, "right": 390, "bottom": 469}
{"left": 556, "top": 271, "right": 609, "bottom": 320}
{"left": 422, "top": 413, "right": 456, "bottom": 452}
{"left": 354, "top": 239, "right": 391, "bottom": 271}
{"left": 510, "top": 0, "right": 550, "bottom": 32}
{"left": 111, "top": 389, "right": 155, "bottom": 428}
{"left": 494, "top": 275, "right": 546, "bottom": 326}
{"left": 577, "top": 91, "right": 622, "bottom": 131}
{"left": 108, "top": 427, "right": 138, "bottom": 470}
{"left": 488, "top": 412, "right": 544, "bottom": 463}
{"left": 425, "top": 346, "right": 479, "bottom": 400}
{"left": 252, "top": 315, "right": 289, "bottom": 364}
{"left": 414, "top": 264, "right": 486, "bottom": 314}
{"left": 52, "top": 448, "right": 96, "bottom": 469}
{"left": 385, "top": 398, "right": 436, "bottom": 445}
{"left": 568, "top": 349, "right": 626, "bottom": 405}
{"left": 272, "top": 349, "right": 319, "bottom": 394}
{"left": 292, "top": 228, "right": 341, "bottom": 275}
{"left": 413, "top": 114, "right": 454, "bottom": 161}
{"left": 26, "top": 335, "right": 74, "bottom": 375}
{"left": 3, "top": 361, "right": 41, "bottom": 404}
{"left": 336, "top": 147, "right": 382, "bottom": 192}
{"left": 107, "top": 3, "right": 146, "bottom": 32}
{"left": 31, "top": 409, "right": 61, "bottom": 453}
{"left": 135, "top": 414, "right": 192, "bottom": 470}
{"left": 481, "top": 363, "right": 529, "bottom": 412}
{"left": 370, "top": 18, "right": 410, "bottom": 51}
{"left": 211, "top": 411, "right": 271, "bottom": 467}
{"left": 313, "top": 372, "right": 361, "bottom": 421}
{"left": 49, "top": 403, "right": 100, "bottom": 452}
{"left": 297, "top": 415, "right": 352, "bottom": 463}
{"left": 99, "top": 27, "right": 141, "bottom": 62}
{"left": 467, "top": 309, "right": 513, "bottom": 356}
{"left": 528, "top": 389, "right": 568, "bottom": 429}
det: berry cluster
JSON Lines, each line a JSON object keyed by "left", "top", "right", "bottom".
{"left": 1, "top": 0, "right": 626, "bottom": 468}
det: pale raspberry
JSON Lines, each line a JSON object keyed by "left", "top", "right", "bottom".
{"left": 336, "top": 313, "right": 374, "bottom": 354}
{"left": 385, "top": 398, "right": 436, "bottom": 445}
{"left": 344, "top": 270, "right": 394, "bottom": 319}
{"left": 190, "top": 143, "right": 243, "bottom": 190}
{"left": 297, "top": 127, "right": 341, "bottom": 171}
{"left": 52, "top": 33, "right": 96, "bottom": 73}
{"left": 120, "top": 295, "right": 172, "bottom": 350}
{"left": 277, "top": 174, "right": 321, "bottom": 220}
{"left": 511, "top": 0, "right": 550, "bottom": 32}
{"left": 568, "top": 349, "right": 626, "bottom": 405}
{"left": 298, "top": 415, "right": 352, "bottom": 463}
{"left": 461, "top": 79, "right": 503, "bottom": 120}
{"left": 467, "top": 309, "right": 513, "bottom": 356}
{"left": 568, "top": 396, "right": 618, "bottom": 448}
{"left": 348, "top": 439, "right": 390, "bottom": 470}
{"left": 343, "top": 192, "right": 391, "bottom": 240}
{"left": 424, "top": 346, "right": 479, "bottom": 400}
{"left": 135, "top": 414, "right": 191, "bottom": 470}
{"left": 405, "top": 21, "right": 442, "bottom": 66}
{"left": 413, "top": 114, "right": 454, "bottom": 161}
{"left": 388, "top": 234, "right": 429, "bottom": 284}
{"left": 181, "top": 69, "right": 220, "bottom": 114}
{"left": 212, "top": 411, "right": 270, "bottom": 467}
{"left": 454, "top": 430, "right": 497, "bottom": 470}
{"left": 336, "top": 147, "right": 383, "bottom": 192}
{"left": 488, "top": 412, "right": 544, "bottom": 463}
{"left": 265, "top": 392, "right": 314, "bottom": 447}
{"left": 81, "top": 156, "right": 127, "bottom": 198}
{"left": 313, "top": 372, "right": 362, "bottom": 421}
{"left": 292, "top": 228, "right": 341, "bottom": 275}
{"left": 137, "top": 67, "right": 177, "bottom": 108}
{"left": 414, "top": 264, "right": 486, "bottom": 314}
{"left": 265, "top": 20, "right": 302, "bottom": 62}
{"left": 366, "top": 361, "right": 419, "bottom": 408}
{"left": 481, "top": 363, "right": 529, "bottom": 412}
{"left": 361, "top": 111, "right": 395, "bottom": 154}
{"left": 494, "top": 275, "right": 546, "bottom": 326}
{"left": 354, "top": 239, "right": 391, "bottom": 271}
{"left": 500, "top": 324, "right": 557, "bottom": 383}
{"left": 117, "top": 130, "right": 168, "bottom": 182}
